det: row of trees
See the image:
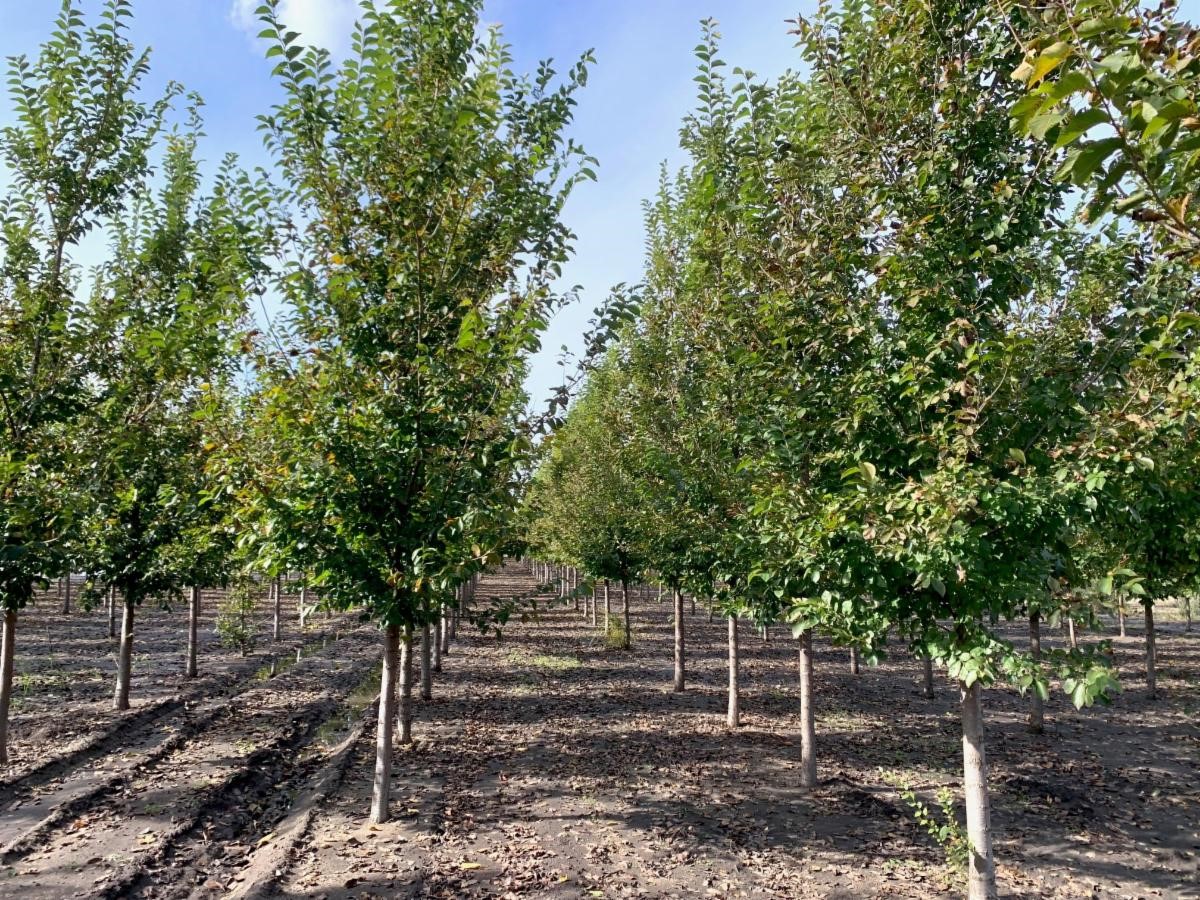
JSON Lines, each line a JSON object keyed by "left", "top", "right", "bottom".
{"left": 0, "top": 0, "right": 596, "bottom": 824}
{"left": 523, "top": 2, "right": 1200, "bottom": 897}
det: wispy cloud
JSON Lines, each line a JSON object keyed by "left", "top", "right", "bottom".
{"left": 230, "top": 0, "right": 361, "bottom": 57}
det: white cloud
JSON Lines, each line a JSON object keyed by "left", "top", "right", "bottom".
{"left": 230, "top": 0, "right": 361, "bottom": 57}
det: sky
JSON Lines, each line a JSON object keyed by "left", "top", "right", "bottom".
{"left": 4, "top": 0, "right": 1198, "bottom": 407}
{"left": 0, "top": 0, "right": 807, "bottom": 406}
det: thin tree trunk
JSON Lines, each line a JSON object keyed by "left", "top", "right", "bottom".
{"left": 1144, "top": 600, "right": 1157, "bottom": 700}
{"left": 420, "top": 622, "right": 432, "bottom": 701}
{"left": 1028, "top": 611, "right": 1043, "bottom": 734}
{"left": 114, "top": 597, "right": 135, "bottom": 711}
{"left": 922, "top": 654, "right": 935, "bottom": 700}
{"left": 370, "top": 623, "right": 399, "bottom": 824}
{"left": 272, "top": 576, "right": 282, "bottom": 642}
{"left": 62, "top": 573, "right": 71, "bottom": 615}
{"left": 1118, "top": 599, "right": 1126, "bottom": 638}
{"left": 672, "top": 587, "right": 685, "bottom": 692}
{"left": 433, "top": 616, "right": 443, "bottom": 673}
{"left": 590, "top": 585, "right": 597, "bottom": 627}
{"left": 398, "top": 625, "right": 413, "bottom": 744}
{"left": 603, "top": 580, "right": 611, "bottom": 632}
{"left": 108, "top": 585, "right": 117, "bottom": 639}
{"left": 727, "top": 615, "right": 740, "bottom": 728}
{"left": 440, "top": 608, "right": 450, "bottom": 656}
{"left": 960, "top": 681, "right": 997, "bottom": 899}
{"left": 658, "top": 584, "right": 663, "bottom": 604}
{"left": 298, "top": 584, "right": 308, "bottom": 628}
{"left": 1183, "top": 596, "right": 1192, "bottom": 632}
{"left": 621, "top": 578, "right": 632, "bottom": 649}
{"left": 185, "top": 586, "right": 200, "bottom": 679}
{"left": 849, "top": 647, "right": 860, "bottom": 675}
{"left": 0, "top": 609, "right": 16, "bottom": 764}
{"left": 798, "top": 628, "right": 816, "bottom": 787}
{"left": 1066, "top": 616, "right": 1077, "bottom": 649}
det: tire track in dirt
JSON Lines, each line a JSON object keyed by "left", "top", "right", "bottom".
{"left": 0, "top": 624, "right": 383, "bottom": 900}
{"left": 0, "top": 615, "right": 356, "bottom": 808}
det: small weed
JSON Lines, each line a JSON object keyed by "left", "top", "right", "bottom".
{"left": 882, "top": 771, "right": 970, "bottom": 877}
{"left": 604, "top": 615, "right": 628, "bottom": 650}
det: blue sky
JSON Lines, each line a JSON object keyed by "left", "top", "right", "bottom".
{"left": 1, "top": 0, "right": 806, "bottom": 405}
{"left": 4, "top": 1, "right": 1198, "bottom": 406}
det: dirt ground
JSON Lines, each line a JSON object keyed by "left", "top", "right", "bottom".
{"left": 0, "top": 566, "right": 1196, "bottom": 899}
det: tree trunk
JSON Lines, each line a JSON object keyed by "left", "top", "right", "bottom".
{"left": 672, "top": 587, "right": 685, "bottom": 692}
{"left": 603, "top": 580, "right": 611, "bottom": 632}
{"left": 1066, "top": 616, "right": 1077, "bottom": 649}
{"left": 114, "top": 597, "right": 135, "bottom": 711}
{"left": 922, "top": 654, "right": 935, "bottom": 700}
{"left": 420, "top": 622, "right": 432, "bottom": 701}
{"left": 727, "top": 615, "right": 740, "bottom": 728}
{"left": 658, "top": 584, "right": 663, "bottom": 604}
{"left": 440, "top": 608, "right": 450, "bottom": 656}
{"left": 621, "top": 578, "right": 631, "bottom": 649}
{"left": 62, "top": 573, "right": 71, "bottom": 615}
{"left": 1028, "top": 611, "right": 1043, "bottom": 734}
{"left": 849, "top": 647, "right": 860, "bottom": 675}
{"left": 798, "top": 628, "right": 816, "bottom": 787}
{"left": 0, "top": 609, "right": 16, "bottom": 764}
{"left": 433, "top": 616, "right": 443, "bottom": 673}
{"left": 185, "top": 586, "right": 200, "bottom": 679}
{"left": 398, "top": 625, "right": 413, "bottom": 744}
{"left": 1144, "top": 600, "right": 1157, "bottom": 700}
{"left": 1182, "top": 596, "right": 1192, "bottom": 632}
{"left": 370, "top": 623, "right": 400, "bottom": 824}
{"left": 1118, "top": 599, "right": 1126, "bottom": 638}
{"left": 108, "top": 585, "right": 117, "bottom": 639}
{"left": 298, "top": 584, "right": 308, "bottom": 628}
{"left": 960, "top": 681, "right": 997, "bottom": 899}
{"left": 272, "top": 576, "right": 282, "bottom": 642}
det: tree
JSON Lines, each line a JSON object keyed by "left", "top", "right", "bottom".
{"left": 245, "top": 0, "right": 593, "bottom": 824}
{"left": 0, "top": 0, "right": 176, "bottom": 759}
{"left": 77, "top": 115, "right": 257, "bottom": 711}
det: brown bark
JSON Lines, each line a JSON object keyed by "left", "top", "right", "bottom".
{"left": 849, "top": 647, "right": 860, "bottom": 675}
{"left": 0, "top": 609, "right": 16, "bottom": 764}
{"left": 108, "top": 585, "right": 117, "bottom": 639}
{"left": 727, "top": 615, "right": 740, "bottom": 728}
{"left": 621, "top": 578, "right": 631, "bottom": 649}
{"left": 672, "top": 587, "right": 685, "bottom": 692}
{"left": 420, "top": 622, "right": 432, "bottom": 701}
{"left": 1066, "top": 616, "right": 1077, "bottom": 649}
{"left": 603, "top": 580, "right": 611, "bottom": 632}
{"left": 433, "top": 616, "right": 443, "bottom": 673}
{"left": 113, "top": 597, "right": 135, "bottom": 711}
{"left": 185, "top": 586, "right": 200, "bottom": 678}
{"left": 921, "top": 654, "right": 935, "bottom": 700}
{"left": 62, "top": 573, "right": 71, "bottom": 615}
{"left": 1028, "top": 611, "right": 1043, "bottom": 734}
{"left": 370, "top": 623, "right": 399, "bottom": 824}
{"left": 1144, "top": 600, "right": 1157, "bottom": 699}
{"left": 398, "top": 625, "right": 413, "bottom": 744}
{"left": 960, "top": 681, "right": 997, "bottom": 899}
{"left": 798, "top": 629, "right": 816, "bottom": 787}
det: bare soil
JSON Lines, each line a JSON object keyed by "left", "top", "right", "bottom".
{"left": 1, "top": 567, "right": 1197, "bottom": 899}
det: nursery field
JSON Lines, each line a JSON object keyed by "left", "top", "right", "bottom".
{"left": 1, "top": 564, "right": 1195, "bottom": 899}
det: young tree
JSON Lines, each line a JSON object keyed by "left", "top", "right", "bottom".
{"left": 245, "top": 0, "right": 593, "bottom": 824}
{"left": 77, "top": 118, "right": 257, "bottom": 711}
{"left": 0, "top": 0, "right": 176, "bottom": 758}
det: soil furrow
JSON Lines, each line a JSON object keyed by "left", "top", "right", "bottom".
{"left": 0, "top": 626, "right": 381, "bottom": 900}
